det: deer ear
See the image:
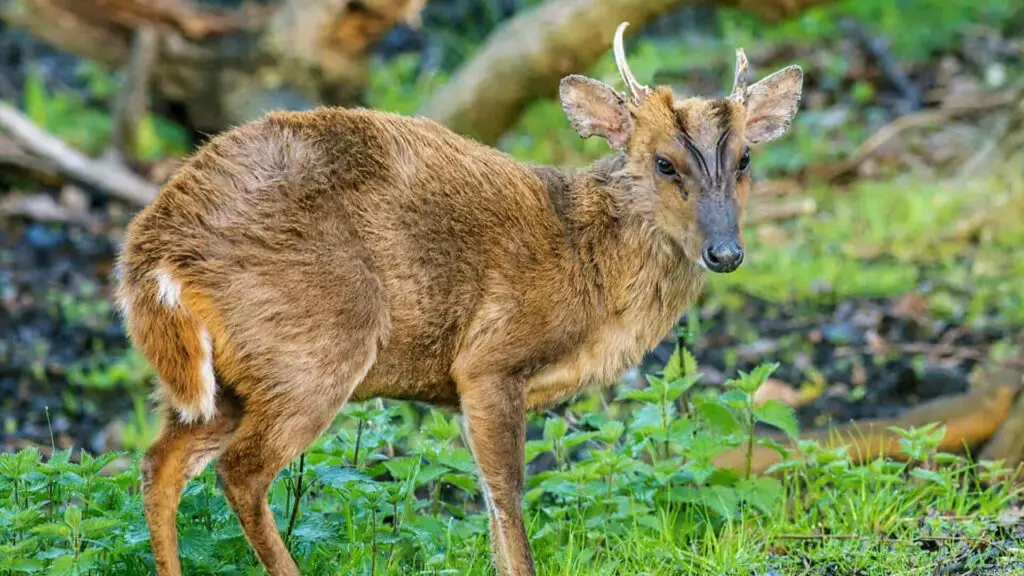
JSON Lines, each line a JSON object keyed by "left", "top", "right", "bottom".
{"left": 743, "top": 65, "right": 803, "bottom": 145}
{"left": 559, "top": 74, "right": 633, "bottom": 150}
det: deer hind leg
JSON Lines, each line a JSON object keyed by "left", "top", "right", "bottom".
{"left": 142, "top": 390, "right": 243, "bottom": 576}
{"left": 215, "top": 343, "right": 377, "bottom": 576}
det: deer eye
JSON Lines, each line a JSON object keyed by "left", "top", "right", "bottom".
{"left": 738, "top": 148, "right": 751, "bottom": 173}
{"left": 654, "top": 156, "right": 676, "bottom": 177}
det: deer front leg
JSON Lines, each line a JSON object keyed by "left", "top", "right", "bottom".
{"left": 456, "top": 372, "right": 535, "bottom": 576}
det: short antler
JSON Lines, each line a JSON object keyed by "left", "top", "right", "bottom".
{"left": 730, "top": 48, "right": 749, "bottom": 103}
{"left": 613, "top": 22, "right": 651, "bottom": 106}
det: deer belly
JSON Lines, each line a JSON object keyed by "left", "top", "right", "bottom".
{"left": 525, "top": 334, "right": 641, "bottom": 411}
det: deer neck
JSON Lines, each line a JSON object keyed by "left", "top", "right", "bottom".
{"left": 535, "top": 155, "right": 706, "bottom": 320}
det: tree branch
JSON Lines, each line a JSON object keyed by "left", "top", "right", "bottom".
{"left": 418, "top": 0, "right": 833, "bottom": 145}
{"left": 0, "top": 101, "right": 158, "bottom": 205}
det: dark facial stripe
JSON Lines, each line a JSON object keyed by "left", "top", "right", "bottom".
{"left": 716, "top": 127, "right": 732, "bottom": 178}
{"left": 676, "top": 101, "right": 736, "bottom": 181}
{"left": 679, "top": 132, "right": 709, "bottom": 178}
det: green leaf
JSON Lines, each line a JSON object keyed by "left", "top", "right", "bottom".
{"left": 736, "top": 477, "right": 783, "bottom": 515}
{"left": 30, "top": 522, "right": 70, "bottom": 539}
{"left": 543, "top": 417, "right": 568, "bottom": 442}
{"left": 315, "top": 466, "right": 373, "bottom": 490}
{"left": 757, "top": 437, "right": 791, "bottom": 460}
{"left": 291, "top": 514, "right": 333, "bottom": 544}
{"left": 753, "top": 400, "right": 799, "bottom": 439}
{"left": 681, "top": 346, "right": 698, "bottom": 375}
{"left": 422, "top": 411, "right": 461, "bottom": 442}
{"left": 695, "top": 399, "right": 741, "bottom": 436}
{"left": 681, "top": 460, "right": 715, "bottom": 486}
{"left": 616, "top": 387, "right": 660, "bottom": 403}
{"left": 719, "top": 389, "right": 748, "bottom": 408}
{"left": 563, "top": 431, "right": 598, "bottom": 451}
{"left": 81, "top": 517, "right": 119, "bottom": 538}
{"left": 668, "top": 418, "right": 697, "bottom": 451}
{"left": 663, "top": 346, "right": 684, "bottom": 383}
{"left": 629, "top": 403, "right": 664, "bottom": 434}
{"left": 9, "top": 557, "right": 42, "bottom": 573}
{"left": 440, "top": 472, "right": 479, "bottom": 495}
{"left": 666, "top": 373, "right": 702, "bottom": 401}
{"left": 525, "top": 439, "right": 553, "bottom": 464}
{"left": 62, "top": 506, "right": 81, "bottom": 531}
{"left": 598, "top": 421, "right": 625, "bottom": 445}
{"left": 731, "top": 362, "right": 781, "bottom": 394}
{"left": 47, "top": 555, "right": 75, "bottom": 576}
{"left": 910, "top": 468, "right": 951, "bottom": 488}
{"left": 416, "top": 464, "right": 448, "bottom": 486}
{"left": 702, "top": 485, "right": 739, "bottom": 519}
{"left": 441, "top": 448, "right": 477, "bottom": 473}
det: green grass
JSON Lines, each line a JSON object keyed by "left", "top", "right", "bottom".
{"left": 2, "top": 347, "right": 1022, "bottom": 575}
{"left": 707, "top": 169, "right": 1024, "bottom": 330}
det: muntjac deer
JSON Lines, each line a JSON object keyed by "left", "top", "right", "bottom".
{"left": 115, "top": 22, "right": 803, "bottom": 576}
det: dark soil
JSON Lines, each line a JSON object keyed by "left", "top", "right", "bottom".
{"left": 0, "top": 215, "right": 134, "bottom": 454}
{"left": 642, "top": 293, "right": 1022, "bottom": 430}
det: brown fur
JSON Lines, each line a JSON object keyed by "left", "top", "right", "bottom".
{"left": 116, "top": 37, "right": 802, "bottom": 575}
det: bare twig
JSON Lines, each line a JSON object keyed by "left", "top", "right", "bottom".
{"left": 817, "top": 88, "right": 1021, "bottom": 182}
{"left": 774, "top": 533, "right": 991, "bottom": 545}
{"left": 0, "top": 101, "right": 158, "bottom": 205}
{"left": 747, "top": 197, "right": 817, "bottom": 224}
{"left": 834, "top": 341, "right": 1024, "bottom": 368}
{"left": 0, "top": 191, "right": 94, "bottom": 226}
{"left": 839, "top": 18, "right": 922, "bottom": 114}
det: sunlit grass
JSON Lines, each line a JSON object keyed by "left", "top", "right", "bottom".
{"left": 709, "top": 170, "right": 1024, "bottom": 328}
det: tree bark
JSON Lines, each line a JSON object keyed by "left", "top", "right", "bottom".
{"left": 418, "top": 0, "right": 831, "bottom": 145}
{"left": 0, "top": 0, "right": 426, "bottom": 133}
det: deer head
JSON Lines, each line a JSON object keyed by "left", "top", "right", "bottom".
{"left": 559, "top": 22, "right": 803, "bottom": 273}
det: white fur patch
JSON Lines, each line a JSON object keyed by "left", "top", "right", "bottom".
{"left": 152, "top": 268, "right": 182, "bottom": 309}
{"left": 176, "top": 328, "right": 217, "bottom": 425}
{"left": 115, "top": 295, "right": 132, "bottom": 319}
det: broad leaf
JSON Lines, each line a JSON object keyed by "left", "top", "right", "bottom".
{"left": 753, "top": 400, "right": 799, "bottom": 439}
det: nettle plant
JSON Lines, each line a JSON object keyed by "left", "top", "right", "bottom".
{"left": 1, "top": 337, "right": 1021, "bottom": 575}
{"left": 523, "top": 334, "right": 799, "bottom": 532}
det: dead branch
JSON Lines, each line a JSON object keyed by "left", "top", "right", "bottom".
{"left": 746, "top": 196, "right": 816, "bottom": 224}
{"left": 420, "top": 0, "right": 835, "bottom": 145}
{"left": 0, "top": 132, "right": 61, "bottom": 184}
{"left": 816, "top": 88, "right": 1021, "bottom": 182}
{"left": 839, "top": 17, "right": 922, "bottom": 114}
{"left": 0, "top": 101, "right": 158, "bottom": 205}
{"left": 978, "top": 389, "right": 1024, "bottom": 473}
{"left": 1, "top": 0, "right": 427, "bottom": 133}
{"left": 50, "top": 0, "right": 274, "bottom": 40}
{"left": 0, "top": 189, "right": 97, "bottom": 226}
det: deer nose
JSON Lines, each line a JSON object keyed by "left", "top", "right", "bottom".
{"left": 702, "top": 239, "right": 744, "bottom": 273}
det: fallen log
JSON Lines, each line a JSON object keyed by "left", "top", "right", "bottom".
{"left": 715, "top": 362, "right": 1024, "bottom": 476}
{"left": 0, "top": 0, "right": 427, "bottom": 133}
{"left": 419, "top": 0, "right": 833, "bottom": 145}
